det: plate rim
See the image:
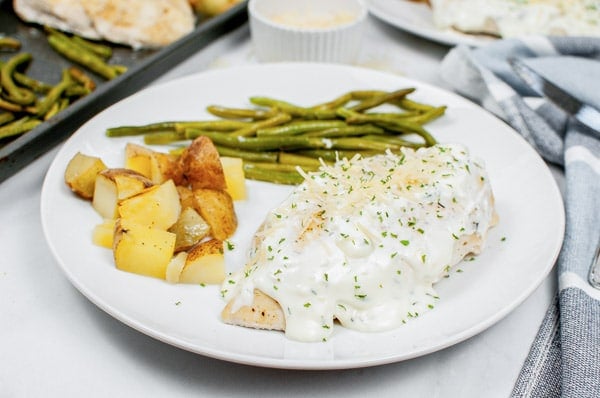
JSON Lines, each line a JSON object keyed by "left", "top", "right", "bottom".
{"left": 40, "top": 62, "right": 565, "bottom": 370}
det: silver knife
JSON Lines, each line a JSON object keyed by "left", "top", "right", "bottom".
{"left": 589, "top": 238, "right": 600, "bottom": 290}
{"left": 509, "top": 57, "right": 600, "bottom": 135}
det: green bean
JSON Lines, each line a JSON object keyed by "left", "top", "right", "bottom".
{"left": 13, "top": 73, "right": 52, "bottom": 94}
{"left": 329, "top": 137, "right": 401, "bottom": 151}
{"left": 204, "top": 132, "right": 395, "bottom": 152}
{"left": 64, "top": 85, "right": 91, "bottom": 98}
{"left": 402, "top": 106, "right": 446, "bottom": 124}
{"left": 112, "top": 65, "right": 128, "bottom": 75}
{"left": 47, "top": 33, "right": 120, "bottom": 80}
{"left": 0, "top": 97, "right": 23, "bottom": 112}
{"left": 68, "top": 67, "right": 96, "bottom": 91}
{"left": 143, "top": 131, "right": 186, "bottom": 145}
{"left": 296, "top": 149, "right": 380, "bottom": 162}
{"left": 44, "top": 102, "right": 59, "bottom": 120}
{"left": 244, "top": 161, "right": 318, "bottom": 173}
{"left": 310, "top": 92, "right": 353, "bottom": 110}
{"left": 27, "top": 69, "right": 74, "bottom": 117}
{"left": 175, "top": 120, "right": 250, "bottom": 133}
{"left": 305, "top": 124, "right": 384, "bottom": 137}
{"left": 349, "top": 88, "right": 415, "bottom": 112}
{"left": 278, "top": 152, "right": 325, "bottom": 168}
{"left": 193, "top": 130, "right": 329, "bottom": 151}
{"left": 243, "top": 163, "right": 305, "bottom": 185}
{"left": 249, "top": 97, "right": 337, "bottom": 119}
{"left": 184, "top": 129, "right": 230, "bottom": 140}
{"left": 256, "top": 120, "right": 346, "bottom": 136}
{"left": 59, "top": 97, "right": 70, "bottom": 110}
{"left": 106, "top": 122, "right": 178, "bottom": 137}
{"left": 337, "top": 107, "right": 436, "bottom": 145}
{"left": 396, "top": 98, "right": 437, "bottom": 112}
{"left": 336, "top": 107, "right": 384, "bottom": 124}
{"left": 0, "top": 60, "right": 54, "bottom": 94}
{"left": 215, "top": 146, "right": 279, "bottom": 162}
{"left": 0, "top": 112, "right": 15, "bottom": 126}
{"left": 374, "top": 120, "right": 437, "bottom": 146}
{"left": 0, "top": 37, "right": 21, "bottom": 51}
{"left": 108, "top": 120, "right": 257, "bottom": 138}
{"left": 312, "top": 90, "right": 412, "bottom": 109}
{"left": 1, "top": 52, "right": 37, "bottom": 105}
{"left": 348, "top": 91, "right": 436, "bottom": 114}
{"left": 363, "top": 110, "right": 420, "bottom": 118}
{"left": 206, "top": 105, "right": 279, "bottom": 120}
{"left": 361, "top": 134, "right": 426, "bottom": 149}
{"left": 71, "top": 36, "right": 113, "bottom": 59}
{"left": 249, "top": 97, "right": 307, "bottom": 116}
{"left": 349, "top": 90, "right": 386, "bottom": 100}
{"left": 229, "top": 113, "right": 292, "bottom": 137}
{"left": 0, "top": 117, "right": 41, "bottom": 140}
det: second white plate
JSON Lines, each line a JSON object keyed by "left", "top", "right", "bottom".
{"left": 41, "top": 63, "right": 563, "bottom": 369}
{"left": 366, "top": 0, "right": 496, "bottom": 47}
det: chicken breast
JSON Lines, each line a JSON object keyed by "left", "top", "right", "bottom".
{"left": 13, "top": 0, "right": 196, "bottom": 49}
{"left": 429, "top": 0, "right": 600, "bottom": 38}
{"left": 221, "top": 144, "right": 498, "bottom": 342}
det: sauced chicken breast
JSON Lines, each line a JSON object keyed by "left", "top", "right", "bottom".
{"left": 429, "top": 0, "right": 600, "bottom": 38}
{"left": 222, "top": 144, "right": 498, "bottom": 342}
{"left": 13, "top": 0, "right": 195, "bottom": 48}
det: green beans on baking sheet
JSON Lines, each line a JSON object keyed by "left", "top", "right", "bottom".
{"left": 45, "top": 28, "right": 126, "bottom": 80}
{"left": 0, "top": 37, "right": 22, "bottom": 52}
{"left": 105, "top": 89, "right": 446, "bottom": 185}
{"left": 0, "top": 29, "right": 125, "bottom": 147}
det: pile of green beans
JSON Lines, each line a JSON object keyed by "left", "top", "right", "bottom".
{"left": 105, "top": 89, "right": 446, "bottom": 185}
{"left": 1, "top": 29, "right": 124, "bottom": 144}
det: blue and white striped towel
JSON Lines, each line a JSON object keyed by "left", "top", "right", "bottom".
{"left": 440, "top": 37, "right": 600, "bottom": 397}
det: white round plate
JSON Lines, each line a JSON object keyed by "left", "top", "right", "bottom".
{"left": 366, "top": 0, "right": 496, "bottom": 47}
{"left": 41, "top": 63, "right": 564, "bottom": 370}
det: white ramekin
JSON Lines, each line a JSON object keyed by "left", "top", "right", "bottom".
{"left": 248, "top": 0, "right": 368, "bottom": 64}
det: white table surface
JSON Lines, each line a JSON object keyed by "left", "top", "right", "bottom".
{"left": 0, "top": 15, "right": 564, "bottom": 398}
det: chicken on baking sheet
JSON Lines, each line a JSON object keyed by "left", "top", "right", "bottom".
{"left": 12, "top": 0, "right": 241, "bottom": 49}
{"left": 221, "top": 144, "right": 498, "bottom": 342}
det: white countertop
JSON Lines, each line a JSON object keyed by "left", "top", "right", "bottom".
{"left": 0, "top": 16, "right": 563, "bottom": 397}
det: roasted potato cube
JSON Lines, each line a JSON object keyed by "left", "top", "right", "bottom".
{"left": 176, "top": 185, "right": 195, "bottom": 209}
{"left": 179, "top": 239, "right": 225, "bottom": 284}
{"left": 113, "top": 219, "right": 176, "bottom": 279}
{"left": 169, "top": 207, "right": 211, "bottom": 252}
{"left": 179, "top": 136, "right": 226, "bottom": 190}
{"left": 92, "top": 172, "right": 119, "bottom": 219}
{"left": 193, "top": 188, "right": 237, "bottom": 240}
{"left": 64, "top": 152, "right": 107, "bottom": 199}
{"left": 118, "top": 179, "right": 181, "bottom": 230}
{"left": 92, "top": 219, "right": 116, "bottom": 248}
{"left": 165, "top": 251, "right": 187, "bottom": 283}
{"left": 150, "top": 151, "right": 183, "bottom": 185}
{"left": 112, "top": 168, "right": 154, "bottom": 200}
{"left": 92, "top": 168, "right": 153, "bottom": 219}
{"left": 220, "top": 156, "right": 246, "bottom": 201}
{"left": 125, "top": 143, "right": 153, "bottom": 178}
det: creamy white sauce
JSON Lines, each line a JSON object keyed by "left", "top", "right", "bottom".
{"left": 430, "top": 0, "right": 600, "bottom": 38}
{"left": 222, "top": 144, "right": 497, "bottom": 342}
{"left": 268, "top": 10, "right": 357, "bottom": 29}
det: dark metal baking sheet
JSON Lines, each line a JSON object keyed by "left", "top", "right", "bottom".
{"left": 0, "top": 1, "right": 248, "bottom": 183}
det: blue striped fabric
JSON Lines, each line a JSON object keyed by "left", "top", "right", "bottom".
{"left": 440, "top": 37, "right": 600, "bottom": 397}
